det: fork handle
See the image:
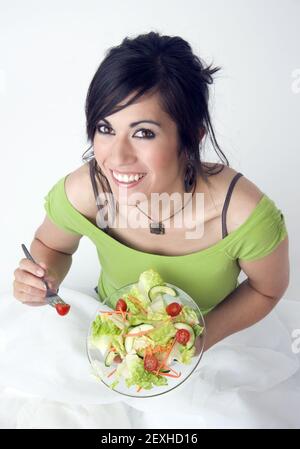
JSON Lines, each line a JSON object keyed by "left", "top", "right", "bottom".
{"left": 21, "top": 243, "right": 50, "bottom": 291}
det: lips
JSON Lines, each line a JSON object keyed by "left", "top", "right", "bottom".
{"left": 111, "top": 168, "right": 147, "bottom": 176}
{"left": 109, "top": 169, "right": 146, "bottom": 189}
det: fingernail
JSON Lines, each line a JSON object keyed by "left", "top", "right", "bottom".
{"left": 37, "top": 269, "right": 44, "bottom": 276}
{"left": 42, "top": 284, "right": 47, "bottom": 290}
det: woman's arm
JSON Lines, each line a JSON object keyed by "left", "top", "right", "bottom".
{"left": 31, "top": 215, "right": 82, "bottom": 289}
{"left": 203, "top": 235, "right": 289, "bottom": 352}
{"left": 30, "top": 238, "right": 73, "bottom": 290}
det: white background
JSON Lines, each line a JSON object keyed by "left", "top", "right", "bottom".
{"left": 0, "top": 0, "right": 299, "bottom": 300}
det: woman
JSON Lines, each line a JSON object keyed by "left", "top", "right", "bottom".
{"left": 13, "top": 31, "right": 289, "bottom": 353}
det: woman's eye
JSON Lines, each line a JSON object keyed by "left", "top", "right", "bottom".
{"left": 135, "top": 129, "right": 155, "bottom": 139}
{"left": 97, "top": 125, "right": 155, "bottom": 139}
{"left": 97, "top": 124, "right": 111, "bottom": 134}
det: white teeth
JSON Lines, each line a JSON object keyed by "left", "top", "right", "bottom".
{"left": 112, "top": 171, "right": 144, "bottom": 183}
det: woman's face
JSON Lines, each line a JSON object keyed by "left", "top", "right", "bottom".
{"left": 93, "top": 91, "right": 186, "bottom": 206}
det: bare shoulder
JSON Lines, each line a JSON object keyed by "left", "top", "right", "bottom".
{"left": 64, "top": 162, "right": 99, "bottom": 219}
{"left": 203, "top": 162, "right": 264, "bottom": 233}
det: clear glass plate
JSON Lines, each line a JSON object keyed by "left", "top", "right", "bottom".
{"left": 86, "top": 282, "right": 206, "bottom": 398}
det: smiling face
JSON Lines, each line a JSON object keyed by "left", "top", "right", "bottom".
{"left": 93, "top": 91, "right": 187, "bottom": 207}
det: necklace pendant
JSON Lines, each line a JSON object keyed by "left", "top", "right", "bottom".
{"left": 150, "top": 222, "right": 165, "bottom": 234}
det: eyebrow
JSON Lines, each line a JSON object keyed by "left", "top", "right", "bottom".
{"left": 100, "top": 118, "right": 162, "bottom": 128}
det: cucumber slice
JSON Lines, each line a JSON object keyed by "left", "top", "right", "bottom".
{"left": 109, "top": 314, "right": 126, "bottom": 330}
{"left": 124, "top": 335, "right": 135, "bottom": 354}
{"left": 91, "top": 335, "right": 112, "bottom": 357}
{"left": 129, "top": 324, "right": 154, "bottom": 334}
{"left": 174, "top": 322, "right": 195, "bottom": 349}
{"left": 105, "top": 351, "right": 118, "bottom": 367}
{"left": 150, "top": 297, "right": 166, "bottom": 313}
{"left": 166, "top": 341, "right": 182, "bottom": 365}
{"left": 136, "top": 349, "right": 145, "bottom": 358}
{"left": 124, "top": 324, "right": 154, "bottom": 354}
{"left": 148, "top": 285, "right": 177, "bottom": 301}
{"left": 133, "top": 334, "right": 154, "bottom": 358}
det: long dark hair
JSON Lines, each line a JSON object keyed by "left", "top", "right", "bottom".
{"left": 83, "top": 31, "right": 229, "bottom": 222}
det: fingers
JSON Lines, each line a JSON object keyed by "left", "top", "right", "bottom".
{"left": 13, "top": 259, "right": 59, "bottom": 306}
{"left": 18, "top": 258, "right": 45, "bottom": 277}
{"left": 14, "top": 291, "right": 48, "bottom": 305}
{"left": 14, "top": 268, "right": 47, "bottom": 292}
{"left": 13, "top": 280, "right": 47, "bottom": 299}
{"left": 39, "top": 262, "right": 48, "bottom": 270}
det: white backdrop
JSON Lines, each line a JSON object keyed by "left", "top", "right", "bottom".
{"left": 0, "top": 0, "right": 299, "bottom": 300}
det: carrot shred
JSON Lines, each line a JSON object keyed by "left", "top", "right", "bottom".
{"left": 152, "top": 344, "right": 169, "bottom": 354}
{"left": 123, "top": 321, "right": 167, "bottom": 339}
{"left": 158, "top": 371, "right": 181, "bottom": 378}
{"left": 168, "top": 366, "right": 181, "bottom": 377}
{"left": 144, "top": 345, "right": 153, "bottom": 356}
{"left": 99, "top": 310, "right": 132, "bottom": 316}
{"left": 127, "top": 295, "right": 148, "bottom": 315}
{"left": 136, "top": 385, "right": 143, "bottom": 392}
{"left": 107, "top": 368, "right": 117, "bottom": 378}
{"left": 123, "top": 329, "right": 153, "bottom": 338}
{"left": 155, "top": 337, "right": 177, "bottom": 375}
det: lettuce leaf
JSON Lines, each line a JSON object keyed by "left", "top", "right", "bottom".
{"left": 178, "top": 344, "right": 196, "bottom": 364}
{"left": 172, "top": 306, "right": 200, "bottom": 326}
{"left": 111, "top": 334, "right": 126, "bottom": 357}
{"left": 125, "top": 358, "right": 167, "bottom": 390}
{"left": 138, "top": 269, "right": 165, "bottom": 298}
{"left": 193, "top": 324, "right": 204, "bottom": 337}
{"left": 148, "top": 321, "right": 177, "bottom": 345}
{"left": 92, "top": 315, "right": 121, "bottom": 338}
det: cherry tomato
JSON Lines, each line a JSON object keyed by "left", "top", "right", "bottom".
{"left": 55, "top": 303, "right": 70, "bottom": 316}
{"left": 166, "top": 302, "right": 182, "bottom": 317}
{"left": 113, "top": 355, "right": 122, "bottom": 364}
{"left": 116, "top": 298, "right": 127, "bottom": 312}
{"left": 176, "top": 328, "right": 190, "bottom": 345}
{"left": 144, "top": 354, "right": 159, "bottom": 372}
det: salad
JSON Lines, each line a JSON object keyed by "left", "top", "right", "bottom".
{"left": 89, "top": 269, "right": 204, "bottom": 392}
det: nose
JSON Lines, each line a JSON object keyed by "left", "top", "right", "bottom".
{"left": 109, "top": 140, "right": 137, "bottom": 167}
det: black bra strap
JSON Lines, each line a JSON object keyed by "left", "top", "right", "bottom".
{"left": 221, "top": 172, "right": 244, "bottom": 238}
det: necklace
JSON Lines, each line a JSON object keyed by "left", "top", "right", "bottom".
{"left": 135, "top": 182, "right": 197, "bottom": 234}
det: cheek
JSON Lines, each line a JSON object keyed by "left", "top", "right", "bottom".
{"left": 93, "top": 140, "right": 109, "bottom": 167}
{"left": 145, "top": 149, "right": 176, "bottom": 172}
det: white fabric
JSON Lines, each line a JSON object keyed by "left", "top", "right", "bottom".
{"left": 0, "top": 287, "right": 299, "bottom": 429}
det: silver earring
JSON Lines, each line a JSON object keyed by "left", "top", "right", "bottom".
{"left": 82, "top": 145, "right": 95, "bottom": 163}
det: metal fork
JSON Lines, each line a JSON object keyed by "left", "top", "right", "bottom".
{"left": 21, "top": 243, "right": 68, "bottom": 308}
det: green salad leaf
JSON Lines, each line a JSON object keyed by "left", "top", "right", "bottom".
{"left": 173, "top": 305, "right": 199, "bottom": 326}
{"left": 111, "top": 334, "right": 126, "bottom": 357}
{"left": 125, "top": 358, "right": 167, "bottom": 390}
{"left": 193, "top": 324, "right": 204, "bottom": 337}
{"left": 138, "top": 268, "right": 164, "bottom": 297}
{"left": 178, "top": 344, "right": 196, "bottom": 364}
{"left": 148, "top": 321, "right": 177, "bottom": 345}
{"left": 92, "top": 315, "right": 121, "bottom": 337}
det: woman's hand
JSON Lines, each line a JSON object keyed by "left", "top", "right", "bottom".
{"left": 13, "top": 259, "right": 59, "bottom": 307}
